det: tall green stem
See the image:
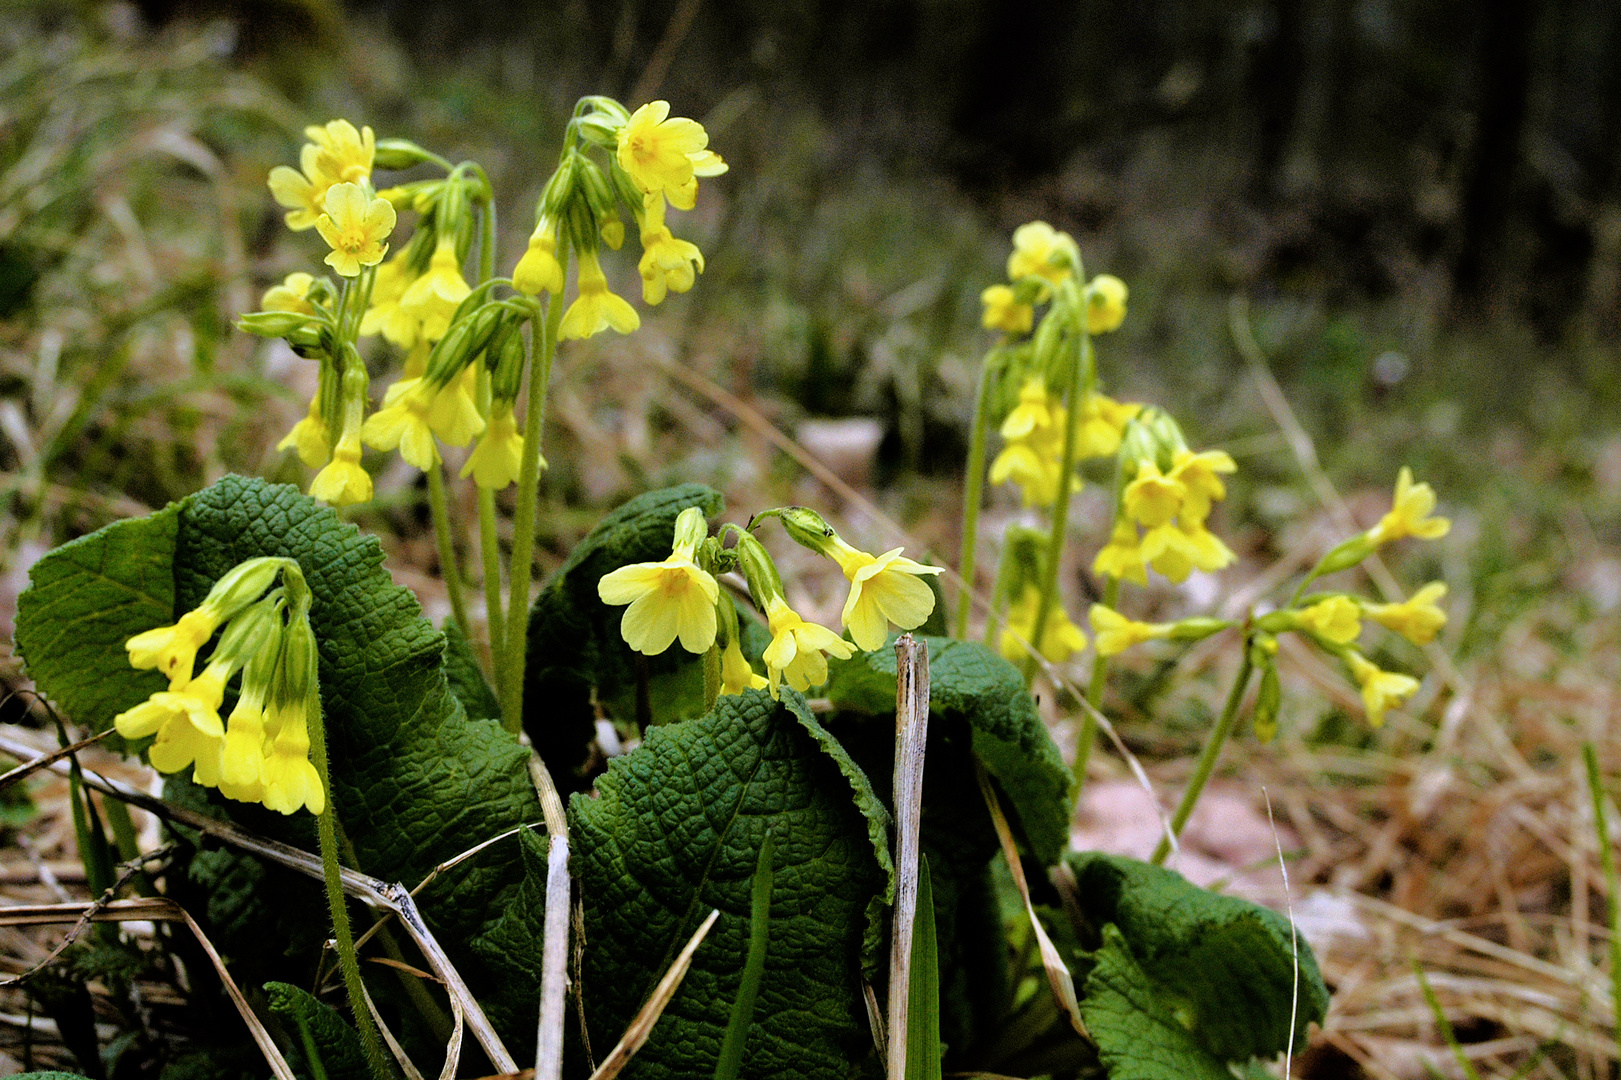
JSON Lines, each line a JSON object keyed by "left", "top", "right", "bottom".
{"left": 1022, "top": 320, "right": 1093, "bottom": 684}
{"left": 307, "top": 688, "right": 390, "bottom": 1079}
{"left": 1072, "top": 574, "right": 1119, "bottom": 792}
{"left": 500, "top": 273, "right": 565, "bottom": 735}
{"left": 1151, "top": 649, "right": 1255, "bottom": 865}
{"left": 427, "top": 465, "right": 472, "bottom": 636}
{"left": 955, "top": 357, "right": 996, "bottom": 640}
{"left": 472, "top": 199, "right": 505, "bottom": 670}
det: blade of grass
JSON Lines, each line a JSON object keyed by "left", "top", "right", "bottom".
{"left": 1411, "top": 960, "right": 1484, "bottom": 1080}
{"left": 1582, "top": 742, "right": 1621, "bottom": 1045}
{"left": 713, "top": 830, "right": 775, "bottom": 1080}
{"left": 905, "top": 855, "right": 942, "bottom": 1080}
{"left": 588, "top": 908, "right": 721, "bottom": 1080}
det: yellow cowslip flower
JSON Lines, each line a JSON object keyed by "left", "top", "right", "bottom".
{"left": 259, "top": 699, "right": 325, "bottom": 816}
{"left": 1085, "top": 274, "right": 1128, "bottom": 334}
{"left": 616, "top": 100, "right": 720, "bottom": 211}
{"left": 262, "top": 272, "right": 316, "bottom": 315}
{"left": 305, "top": 119, "right": 375, "bottom": 184}
{"left": 560, "top": 248, "right": 640, "bottom": 340}
{"left": 719, "top": 635, "right": 767, "bottom": 696}
{"left": 278, "top": 396, "right": 332, "bottom": 470}
{"left": 990, "top": 443, "right": 1065, "bottom": 508}
{"left": 361, "top": 377, "right": 439, "bottom": 470}
{"left": 637, "top": 195, "right": 705, "bottom": 305}
{"left": 218, "top": 679, "right": 271, "bottom": 801}
{"left": 1345, "top": 651, "right": 1419, "bottom": 728}
{"left": 998, "top": 585, "right": 1087, "bottom": 665}
{"left": 125, "top": 608, "right": 221, "bottom": 690}
{"left": 1076, "top": 393, "right": 1139, "bottom": 459}
{"left": 1088, "top": 605, "right": 1172, "bottom": 657}
{"left": 1007, "top": 222, "right": 1078, "bottom": 293}
{"left": 762, "top": 596, "right": 854, "bottom": 697}
{"left": 399, "top": 238, "right": 470, "bottom": 317}
{"left": 309, "top": 425, "right": 371, "bottom": 507}
{"left": 460, "top": 402, "right": 527, "bottom": 489}
{"left": 1141, "top": 520, "right": 1235, "bottom": 583}
{"left": 981, "top": 284, "right": 1033, "bottom": 334}
{"left": 1368, "top": 466, "right": 1450, "bottom": 546}
{"left": 1123, "top": 460, "right": 1186, "bottom": 528}
{"left": 1293, "top": 595, "right": 1362, "bottom": 645}
{"left": 267, "top": 143, "right": 338, "bottom": 232}
{"left": 513, "top": 217, "right": 565, "bottom": 296}
{"left": 1168, "top": 449, "right": 1236, "bottom": 524}
{"left": 596, "top": 508, "right": 719, "bottom": 655}
{"left": 360, "top": 255, "right": 422, "bottom": 348}
{"left": 826, "top": 538, "right": 943, "bottom": 652}
{"left": 114, "top": 662, "right": 229, "bottom": 786}
{"left": 1000, "top": 377, "right": 1058, "bottom": 442}
{"left": 1093, "top": 520, "right": 1149, "bottom": 586}
{"left": 315, "top": 182, "right": 395, "bottom": 277}
{"left": 1363, "top": 582, "right": 1447, "bottom": 645}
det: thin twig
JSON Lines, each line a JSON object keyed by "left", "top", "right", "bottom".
{"left": 0, "top": 728, "right": 113, "bottom": 791}
{"left": 1263, "top": 787, "right": 1301, "bottom": 1080}
{"left": 361, "top": 981, "right": 428, "bottom": 1080}
{"left": 586, "top": 909, "right": 720, "bottom": 1080}
{"left": 886, "top": 634, "right": 930, "bottom": 1080}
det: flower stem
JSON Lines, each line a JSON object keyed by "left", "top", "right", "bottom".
{"left": 955, "top": 356, "right": 995, "bottom": 640}
{"left": 1022, "top": 319, "right": 1093, "bottom": 685}
{"left": 473, "top": 361, "right": 506, "bottom": 670}
{"left": 500, "top": 269, "right": 566, "bottom": 736}
{"left": 703, "top": 644, "right": 720, "bottom": 711}
{"left": 427, "top": 464, "right": 472, "bottom": 637}
{"left": 307, "top": 689, "right": 390, "bottom": 1080}
{"left": 1073, "top": 573, "right": 1119, "bottom": 793}
{"left": 1151, "top": 647, "right": 1255, "bottom": 865}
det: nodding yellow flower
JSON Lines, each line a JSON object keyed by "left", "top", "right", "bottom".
{"left": 1168, "top": 449, "right": 1236, "bottom": 524}
{"left": 1123, "top": 460, "right": 1186, "bottom": 529}
{"left": 1364, "top": 582, "right": 1447, "bottom": 645}
{"left": 513, "top": 217, "right": 565, "bottom": 296}
{"left": 114, "top": 662, "right": 229, "bottom": 786}
{"left": 361, "top": 377, "right": 440, "bottom": 470}
{"left": 1293, "top": 596, "right": 1362, "bottom": 645}
{"left": 719, "top": 634, "right": 768, "bottom": 696}
{"left": 315, "top": 182, "right": 395, "bottom": 277}
{"left": 360, "top": 255, "right": 422, "bottom": 348}
{"left": 1088, "top": 605, "right": 1172, "bottom": 657}
{"left": 268, "top": 144, "right": 337, "bottom": 232}
{"left": 309, "top": 427, "right": 372, "bottom": 506}
{"left": 460, "top": 401, "right": 527, "bottom": 490}
{"left": 762, "top": 596, "right": 854, "bottom": 697}
{"left": 259, "top": 699, "right": 325, "bottom": 816}
{"left": 616, "top": 100, "right": 721, "bottom": 211}
{"left": 980, "top": 284, "right": 1033, "bottom": 334}
{"left": 1093, "top": 519, "right": 1149, "bottom": 586}
{"left": 219, "top": 680, "right": 271, "bottom": 799}
{"left": 262, "top": 272, "right": 317, "bottom": 315}
{"left": 1345, "top": 651, "right": 1419, "bottom": 728}
{"left": 125, "top": 608, "right": 221, "bottom": 690}
{"left": 431, "top": 365, "right": 486, "bottom": 447}
{"left": 998, "top": 585, "right": 1087, "bottom": 665}
{"left": 1076, "top": 393, "right": 1140, "bottom": 459}
{"left": 1085, "top": 274, "right": 1129, "bottom": 334}
{"left": 305, "top": 119, "right": 375, "bottom": 184}
{"left": 1368, "top": 467, "right": 1450, "bottom": 546}
{"left": 637, "top": 195, "right": 705, "bottom": 305}
{"left": 559, "top": 248, "right": 640, "bottom": 340}
{"left": 597, "top": 507, "right": 719, "bottom": 655}
{"left": 1140, "top": 520, "right": 1235, "bottom": 583}
{"left": 1007, "top": 222, "right": 1079, "bottom": 294}
{"left": 400, "top": 238, "right": 471, "bottom": 313}
{"left": 826, "top": 538, "right": 943, "bottom": 652}
{"left": 1000, "top": 378, "right": 1059, "bottom": 442}
{"left": 278, "top": 396, "right": 332, "bottom": 469}
{"left": 990, "top": 442, "right": 1067, "bottom": 508}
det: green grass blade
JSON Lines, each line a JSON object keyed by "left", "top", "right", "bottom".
{"left": 1411, "top": 960, "right": 1482, "bottom": 1080}
{"left": 905, "top": 855, "right": 942, "bottom": 1080}
{"left": 713, "top": 830, "right": 775, "bottom": 1080}
{"left": 1582, "top": 742, "right": 1621, "bottom": 1046}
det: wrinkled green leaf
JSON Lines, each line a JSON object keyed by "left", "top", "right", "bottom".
{"left": 14, "top": 504, "right": 179, "bottom": 731}
{"left": 523, "top": 484, "right": 724, "bottom": 789}
{"left": 571, "top": 688, "right": 891, "bottom": 1080}
{"left": 1065, "top": 852, "right": 1328, "bottom": 1064}
{"left": 265, "top": 981, "right": 368, "bottom": 1080}
{"left": 443, "top": 619, "right": 500, "bottom": 722}
{"left": 1080, "top": 925, "right": 1232, "bottom": 1080}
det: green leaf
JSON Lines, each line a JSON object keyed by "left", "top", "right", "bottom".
{"left": 523, "top": 484, "right": 724, "bottom": 789}
{"left": 265, "top": 981, "right": 369, "bottom": 1080}
{"left": 826, "top": 636, "right": 1072, "bottom": 864}
{"left": 571, "top": 688, "right": 891, "bottom": 1080}
{"left": 1079, "top": 925, "right": 1233, "bottom": 1080}
{"left": 1065, "top": 851, "right": 1329, "bottom": 1063}
{"left": 905, "top": 854, "right": 943, "bottom": 1080}
{"left": 14, "top": 503, "right": 179, "bottom": 731}
{"left": 443, "top": 619, "right": 500, "bottom": 722}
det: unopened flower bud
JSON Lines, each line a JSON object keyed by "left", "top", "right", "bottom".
{"left": 735, "top": 530, "right": 785, "bottom": 609}
{"left": 372, "top": 138, "right": 438, "bottom": 171}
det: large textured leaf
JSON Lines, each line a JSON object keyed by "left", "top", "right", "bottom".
{"left": 14, "top": 504, "right": 179, "bottom": 732}
{"left": 825, "top": 636, "right": 1071, "bottom": 864}
{"left": 1065, "top": 852, "right": 1328, "bottom": 1064}
{"left": 571, "top": 688, "right": 891, "bottom": 1080}
{"left": 1080, "top": 925, "right": 1232, "bottom": 1080}
{"left": 265, "top": 981, "right": 368, "bottom": 1080}
{"left": 523, "top": 484, "right": 724, "bottom": 789}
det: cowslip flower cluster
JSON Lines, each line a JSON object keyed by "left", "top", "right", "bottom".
{"left": 112, "top": 558, "right": 325, "bottom": 815}
{"left": 999, "top": 584, "right": 1088, "bottom": 665}
{"left": 1095, "top": 447, "right": 1238, "bottom": 586}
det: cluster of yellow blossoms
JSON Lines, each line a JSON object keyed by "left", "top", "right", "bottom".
{"left": 596, "top": 506, "right": 941, "bottom": 699}
{"left": 112, "top": 558, "right": 325, "bottom": 815}
{"left": 243, "top": 101, "right": 725, "bottom": 507}
{"left": 1095, "top": 446, "right": 1238, "bottom": 586}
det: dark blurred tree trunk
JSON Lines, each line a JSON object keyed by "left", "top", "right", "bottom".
{"left": 1452, "top": 0, "right": 1537, "bottom": 310}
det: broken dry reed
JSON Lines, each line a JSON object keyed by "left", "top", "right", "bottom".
{"left": 886, "top": 633, "right": 930, "bottom": 1080}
